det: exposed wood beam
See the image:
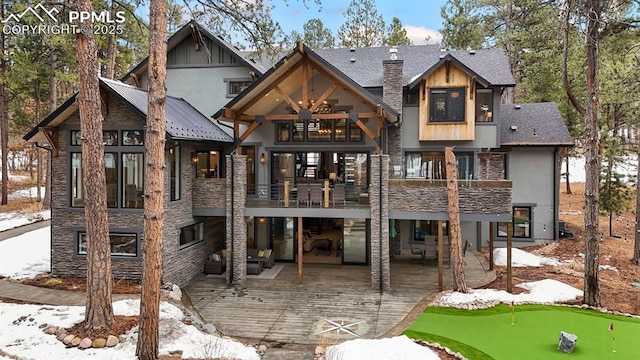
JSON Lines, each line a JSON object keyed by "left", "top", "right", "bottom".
{"left": 235, "top": 60, "right": 302, "bottom": 115}
{"left": 274, "top": 86, "right": 301, "bottom": 113}
{"left": 445, "top": 59, "right": 451, "bottom": 83}
{"left": 40, "top": 127, "right": 58, "bottom": 157}
{"left": 239, "top": 116, "right": 263, "bottom": 142}
{"left": 222, "top": 108, "right": 236, "bottom": 120}
{"left": 301, "top": 62, "right": 309, "bottom": 110}
{"left": 236, "top": 111, "right": 381, "bottom": 122}
{"left": 234, "top": 117, "right": 240, "bottom": 150}
{"left": 297, "top": 216, "right": 303, "bottom": 285}
{"left": 470, "top": 77, "right": 476, "bottom": 100}
{"left": 309, "top": 83, "right": 338, "bottom": 113}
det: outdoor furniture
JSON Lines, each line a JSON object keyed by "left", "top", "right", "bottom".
{"left": 332, "top": 184, "right": 346, "bottom": 206}
{"left": 309, "top": 183, "right": 323, "bottom": 206}
{"left": 204, "top": 250, "right": 226, "bottom": 274}
{"left": 315, "top": 238, "right": 332, "bottom": 256}
{"left": 246, "top": 261, "right": 263, "bottom": 275}
{"left": 297, "top": 183, "right": 310, "bottom": 205}
{"left": 408, "top": 240, "right": 426, "bottom": 265}
{"left": 247, "top": 248, "right": 275, "bottom": 268}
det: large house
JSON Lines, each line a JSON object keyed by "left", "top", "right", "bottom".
{"left": 25, "top": 21, "right": 573, "bottom": 289}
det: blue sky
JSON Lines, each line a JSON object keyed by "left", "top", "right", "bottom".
{"left": 271, "top": 0, "right": 448, "bottom": 44}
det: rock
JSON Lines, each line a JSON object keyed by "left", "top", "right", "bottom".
{"left": 56, "top": 332, "right": 68, "bottom": 341}
{"left": 169, "top": 284, "right": 182, "bottom": 301}
{"left": 257, "top": 344, "right": 267, "bottom": 354}
{"left": 55, "top": 327, "right": 67, "bottom": 337}
{"left": 580, "top": 304, "right": 589, "bottom": 309}
{"left": 38, "top": 323, "right": 48, "bottom": 329}
{"left": 43, "top": 326, "right": 58, "bottom": 335}
{"left": 63, "top": 334, "right": 75, "bottom": 345}
{"left": 557, "top": 331, "right": 578, "bottom": 353}
{"left": 315, "top": 345, "right": 325, "bottom": 355}
{"left": 203, "top": 323, "right": 217, "bottom": 334}
{"left": 92, "top": 338, "right": 107, "bottom": 348}
{"left": 71, "top": 337, "right": 82, "bottom": 346}
{"left": 78, "top": 338, "right": 93, "bottom": 349}
{"left": 169, "top": 350, "right": 183, "bottom": 357}
{"left": 106, "top": 335, "right": 119, "bottom": 347}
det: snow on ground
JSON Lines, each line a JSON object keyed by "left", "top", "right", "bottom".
{"left": 493, "top": 247, "right": 563, "bottom": 267}
{"left": 0, "top": 227, "right": 50, "bottom": 279}
{"left": 0, "top": 210, "right": 50, "bottom": 232}
{"left": 563, "top": 154, "right": 637, "bottom": 184}
{"left": 325, "top": 335, "right": 440, "bottom": 360}
{"left": 8, "top": 186, "right": 46, "bottom": 200}
{"left": 437, "top": 279, "right": 583, "bottom": 306}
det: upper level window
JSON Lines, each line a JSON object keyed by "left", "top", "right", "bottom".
{"left": 228, "top": 80, "right": 252, "bottom": 96}
{"left": 430, "top": 88, "right": 465, "bottom": 122}
{"left": 278, "top": 119, "right": 363, "bottom": 143}
{"left": 169, "top": 145, "right": 181, "bottom": 201}
{"left": 476, "top": 88, "right": 493, "bottom": 122}
{"left": 70, "top": 130, "right": 144, "bottom": 209}
{"left": 405, "top": 152, "right": 474, "bottom": 180}
{"left": 195, "top": 150, "right": 224, "bottom": 179}
{"left": 403, "top": 90, "right": 418, "bottom": 106}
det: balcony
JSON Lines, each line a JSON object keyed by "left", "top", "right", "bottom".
{"left": 388, "top": 179, "right": 512, "bottom": 214}
{"left": 192, "top": 178, "right": 227, "bottom": 209}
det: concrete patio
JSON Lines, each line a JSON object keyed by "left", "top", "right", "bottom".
{"left": 183, "top": 251, "right": 494, "bottom": 347}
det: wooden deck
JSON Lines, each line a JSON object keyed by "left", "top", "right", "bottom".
{"left": 183, "top": 252, "right": 493, "bottom": 345}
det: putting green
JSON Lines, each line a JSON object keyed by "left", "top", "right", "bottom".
{"left": 404, "top": 304, "right": 640, "bottom": 360}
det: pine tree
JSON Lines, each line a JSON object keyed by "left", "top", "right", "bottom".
{"left": 337, "top": 0, "right": 386, "bottom": 47}
{"left": 383, "top": 17, "right": 411, "bottom": 46}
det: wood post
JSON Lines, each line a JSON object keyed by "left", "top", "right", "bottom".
{"left": 507, "top": 221, "right": 513, "bottom": 293}
{"left": 284, "top": 180, "right": 290, "bottom": 207}
{"left": 438, "top": 220, "right": 443, "bottom": 292}
{"left": 297, "top": 217, "right": 303, "bottom": 285}
{"left": 324, "top": 180, "right": 329, "bottom": 208}
{"left": 489, "top": 222, "right": 494, "bottom": 270}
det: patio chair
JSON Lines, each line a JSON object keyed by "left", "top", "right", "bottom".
{"left": 408, "top": 240, "right": 426, "bottom": 266}
{"left": 332, "top": 184, "right": 346, "bottom": 206}
{"left": 309, "top": 183, "right": 323, "bottom": 206}
{"left": 297, "top": 183, "right": 309, "bottom": 205}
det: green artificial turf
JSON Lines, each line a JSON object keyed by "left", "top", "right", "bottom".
{"left": 404, "top": 304, "right": 640, "bottom": 360}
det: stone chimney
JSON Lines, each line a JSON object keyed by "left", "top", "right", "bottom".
{"left": 383, "top": 47, "right": 403, "bottom": 171}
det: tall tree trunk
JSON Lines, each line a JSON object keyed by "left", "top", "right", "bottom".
{"left": 565, "top": 151, "right": 572, "bottom": 194}
{"left": 634, "top": 128, "right": 640, "bottom": 265}
{"left": 0, "top": 2, "right": 8, "bottom": 205}
{"left": 35, "top": 80, "right": 42, "bottom": 202}
{"left": 445, "top": 147, "right": 467, "bottom": 293}
{"left": 104, "top": 1, "right": 117, "bottom": 79}
{"left": 75, "top": 0, "right": 114, "bottom": 331}
{"left": 44, "top": 52, "right": 57, "bottom": 210}
{"left": 136, "top": 0, "right": 167, "bottom": 357}
{"left": 583, "top": 0, "right": 601, "bottom": 307}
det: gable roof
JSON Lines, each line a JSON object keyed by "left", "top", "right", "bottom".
{"left": 24, "top": 78, "right": 233, "bottom": 143}
{"left": 500, "top": 103, "right": 573, "bottom": 146}
{"left": 314, "top": 46, "right": 515, "bottom": 88}
{"left": 122, "top": 20, "right": 266, "bottom": 83}
{"left": 214, "top": 43, "right": 400, "bottom": 123}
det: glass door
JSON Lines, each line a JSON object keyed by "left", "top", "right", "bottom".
{"left": 270, "top": 217, "right": 294, "bottom": 261}
{"left": 343, "top": 218, "right": 368, "bottom": 264}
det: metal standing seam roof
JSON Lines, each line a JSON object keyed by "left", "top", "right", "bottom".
{"left": 101, "top": 78, "right": 233, "bottom": 142}
{"left": 500, "top": 103, "right": 574, "bottom": 146}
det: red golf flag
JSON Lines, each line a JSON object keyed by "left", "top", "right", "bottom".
{"left": 608, "top": 323, "right": 614, "bottom": 331}
{"left": 510, "top": 300, "right": 514, "bottom": 308}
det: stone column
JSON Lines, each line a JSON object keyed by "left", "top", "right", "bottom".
{"left": 370, "top": 154, "right": 390, "bottom": 291}
{"left": 477, "top": 152, "right": 505, "bottom": 180}
{"left": 383, "top": 59, "right": 404, "bottom": 171}
{"left": 226, "top": 154, "right": 247, "bottom": 285}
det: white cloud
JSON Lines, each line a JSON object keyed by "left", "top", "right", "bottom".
{"left": 404, "top": 25, "right": 441, "bottom": 45}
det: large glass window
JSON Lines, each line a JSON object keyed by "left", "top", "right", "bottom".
{"left": 475, "top": 88, "right": 493, "bottom": 122}
{"left": 180, "top": 222, "right": 204, "bottom": 249}
{"left": 169, "top": 145, "right": 180, "bottom": 201}
{"left": 228, "top": 80, "right": 252, "bottom": 95}
{"left": 78, "top": 232, "right": 138, "bottom": 257}
{"left": 430, "top": 88, "right": 466, "bottom": 122}
{"left": 123, "top": 153, "right": 144, "bottom": 208}
{"left": 405, "top": 152, "right": 474, "bottom": 180}
{"left": 72, "top": 153, "right": 119, "bottom": 208}
{"left": 498, "top": 206, "right": 531, "bottom": 238}
{"left": 105, "top": 153, "right": 118, "bottom": 207}
{"left": 276, "top": 119, "right": 364, "bottom": 143}
{"left": 71, "top": 153, "right": 84, "bottom": 207}
{"left": 414, "top": 220, "right": 448, "bottom": 241}
{"left": 195, "top": 151, "right": 222, "bottom": 179}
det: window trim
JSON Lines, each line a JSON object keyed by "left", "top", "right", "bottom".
{"left": 429, "top": 87, "right": 466, "bottom": 123}
{"left": 169, "top": 145, "right": 181, "bottom": 201}
{"left": 77, "top": 231, "right": 140, "bottom": 257}
{"left": 224, "top": 78, "right": 252, "bottom": 97}
{"left": 497, "top": 205, "right": 534, "bottom": 239}
{"left": 475, "top": 88, "right": 494, "bottom": 123}
{"left": 179, "top": 221, "right": 205, "bottom": 250}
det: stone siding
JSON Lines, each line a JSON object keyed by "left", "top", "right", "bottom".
{"left": 226, "top": 155, "right": 247, "bottom": 284}
{"left": 192, "top": 179, "right": 227, "bottom": 208}
{"left": 389, "top": 180, "right": 512, "bottom": 214}
{"left": 383, "top": 60, "right": 404, "bottom": 171}
{"left": 477, "top": 153, "right": 506, "bottom": 180}
{"left": 370, "top": 155, "right": 390, "bottom": 291}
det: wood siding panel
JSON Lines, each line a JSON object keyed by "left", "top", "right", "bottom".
{"left": 419, "top": 64, "right": 476, "bottom": 141}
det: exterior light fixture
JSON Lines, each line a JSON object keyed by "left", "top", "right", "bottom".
{"left": 259, "top": 153, "right": 267, "bottom": 164}
{"left": 191, "top": 153, "right": 199, "bottom": 163}
{"left": 257, "top": 217, "right": 267, "bottom": 225}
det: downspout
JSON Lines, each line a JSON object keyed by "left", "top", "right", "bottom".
{"left": 215, "top": 118, "right": 236, "bottom": 283}
{"left": 554, "top": 148, "right": 559, "bottom": 241}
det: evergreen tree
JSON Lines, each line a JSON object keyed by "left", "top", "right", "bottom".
{"left": 337, "top": 0, "right": 386, "bottom": 47}
{"left": 383, "top": 17, "right": 411, "bottom": 46}
{"left": 440, "top": 0, "right": 484, "bottom": 50}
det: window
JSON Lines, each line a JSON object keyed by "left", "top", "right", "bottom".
{"left": 228, "top": 80, "right": 252, "bottom": 95}
{"left": 169, "top": 145, "right": 180, "bottom": 201}
{"left": 430, "top": 88, "right": 465, "bottom": 122}
{"left": 404, "top": 152, "right": 474, "bottom": 180}
{"left": 414, "top": 220, "right": 448, "bottom": 241}
{"left": 475, "top": 88, "right": 493, "bottom": 122}
{"left": 403, "top": 90, "right": 418, "bottom": 105}
{"left": 70, "top": 130, "right": 144, "bottom": 209}
{"left": 180, "top": 222, "right": 204, "bottom": 249}
{"left": 195, "top": 150, "right": 223, "bottom": 178}
{"left": 277, "top": 123, "right": 290, "bottom": 142}
{"left": 498, "top": 206, "right": 532, "bottom": 238}
{"left": 276, "top": 119, "right": 364, "bottom": 143}
{"left": 78, "top": 232, "right": 138, "bottom": 257}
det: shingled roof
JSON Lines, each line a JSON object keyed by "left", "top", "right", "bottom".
{"left": 500, "top": 103, "right": 573, "bottom": 146}
{"left": 314, "top": 45, "right": 515, "bottom": 88}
